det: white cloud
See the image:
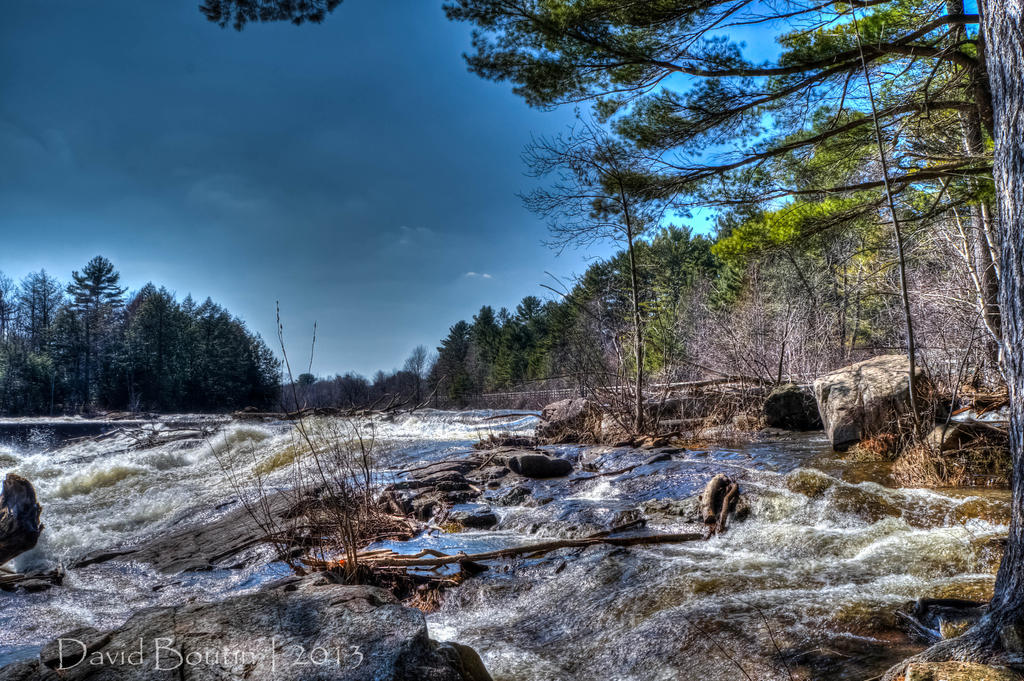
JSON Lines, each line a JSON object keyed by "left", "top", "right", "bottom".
{"left": 398, "top": 225, "right": 434, "bottom": 246}
{"left": 464, "top": 271, "right": 493, "bottom": 279}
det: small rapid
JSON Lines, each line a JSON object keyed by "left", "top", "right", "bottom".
{"left": 0, "top": 412, "right": 1010, "bottom": 679}
{"left": 424, "top": 444, "right": 1008, "bottom": 680}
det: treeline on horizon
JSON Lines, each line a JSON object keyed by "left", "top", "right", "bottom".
{"left": 0, "top": 256, "right": 279, "bottom": 415}
{"left": 424, "top": 208, "right": 998, "bottom": 406}
{"left": 296, "top": 206, "right": 998, "bottom": 410}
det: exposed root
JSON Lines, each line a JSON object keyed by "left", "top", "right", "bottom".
{"left": 881, "top": 626, "right": 1018, "bottom": 681}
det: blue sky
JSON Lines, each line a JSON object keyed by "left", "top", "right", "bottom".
{"left": 1, "top": 1, "right": 764, "bottom": 377}
{"left": 0, "top": 0, "right": 604, "bottom": 376}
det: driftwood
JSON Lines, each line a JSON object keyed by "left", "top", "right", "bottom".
{"left": 234, "top": 397, "right": 415, "bottom": 422}
{"left": 60, "top": 424, "right": 217, "bottom": 452}
{"left": 481, "top": 413, "right": 538, "bottom": 421}
{"left": 574, "top": 452, "right": 676, "bottom": 482}
{"left": 0, "top": 568, "right": 63, "bottom": 593}
{"left": 896, "top": 598, "right": 988, "bottom": 642}
{"left": 349, "top": 530, "right": 705, "bottom": 569}
{"left": 0, "top": 473, "right": 43, "bottom": 566}
{"left": 700, "top": 474, "right": 740, "bottom": 537}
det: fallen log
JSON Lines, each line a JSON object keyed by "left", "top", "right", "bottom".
{"left": 0, "top": 568, "right": 63, "bottom": 593}
{"left": 0, "top": 473, "right": 43, "bottom": 566}
{"left": 358, "top": 531, "right": 705, "bottom": 569}
{"left": 481, "top": 413, "right": 538, "bottom": 421}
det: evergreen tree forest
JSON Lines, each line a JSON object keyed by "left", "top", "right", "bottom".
{"left": 0, "top": 256, "right": 279, "bottom": 415}
{"left": 425, "top": 203, "right": 998, "bottom": 407}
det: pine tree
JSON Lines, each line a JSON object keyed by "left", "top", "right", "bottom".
{"left": 431, "top": 321, "right": 473, "bottom": 404}
{"left": 66, "top": 256, "right": 126, "bottom": 408}
{"left": 17, "top": 271, "right": 63, "bottom": 352}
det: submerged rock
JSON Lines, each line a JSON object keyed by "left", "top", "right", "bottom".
{"left": 900, "top": 598, "right": 988, "bottom": 642}
{"left": 75, "top": 492, "right": 298, "bottom": 574}
{"left": 490, "top": 485, "right": 531, "bottom": 507}
{"left": 640, "top": 498, "right": 700, "bottom": 522}
{"left": 951, "top": 497, "right": 1011, "bottom": 525}
{"left": 763, "top": 383, "right": 822, "bottom": 431}
{"left": 446, "top": 506, "right": 498, "bottom": 530}
{"left": 535, "top": 398, "right": 602, "bottom": 444}
{"left": 0, "top": 573, "right": 492, "bottom": 681}
{"left": 813, "top": 354, "right": 925, "bottom": 450}
{"left": 507, "top": 454, "right": 573, "bottom": 479}
{"left": 785, "top": 468, "right": 836, "bottom": 498}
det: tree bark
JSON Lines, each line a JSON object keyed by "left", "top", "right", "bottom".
{"left": 884, "top": 3, "right": 1024, "bottom": 676}
{"left": 950, "top": 5, "right": 1004, "bottom": 352}
{"left": 621, "top": 193, "right": 645, "bottom": 435}
{"left": 0, "top": 474, "right": 43, "bottom": 566}
{"left": 984, "top": 0, "right": 1024, "bottom": 645}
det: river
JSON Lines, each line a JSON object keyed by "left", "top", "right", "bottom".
{"left": 0, "top": 411, "right": 1010, "bottom": 679}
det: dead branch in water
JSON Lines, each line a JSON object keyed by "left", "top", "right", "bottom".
{"left": 317, "top": 530, "right": 705, "bottom": 570}
{"left": 0, "top": 568, "right": 63, "bottom": 593}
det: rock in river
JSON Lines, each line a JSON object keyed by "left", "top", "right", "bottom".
{"left": 507, "top": 454, "right": 573, "bottom": 479}
{"left": 445, "top": 506, "right": 498, "bottom": 530}
{"left": 0, "top": 573, "right": 492, "bottom": 681}
{"left": 0, "top": 473, "right": 43, "bottom": 567}
{"left": 763, "top": 383, "right": 822, "bottom": 431}
{"left": 813, "top": 354, "right": 925, "bottom": 450}
{"left": 905, "top": 662, "right": 1021, "bottom": 681}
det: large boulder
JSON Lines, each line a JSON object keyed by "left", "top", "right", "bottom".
{"left": 0, "top": 573, "right": 491, "bottom": 681}
{"left": 507, "top": 454, "right": 573, "bottom": 479}
{"left": 763, "top": 383, "right": 822, "bottom": 431}
{"left": 813, "top": 355, "right": 925, "bottom": 450}
{"left": 535, "top": 398, "right": 602, "bottom": 444}
{"left": 0, "top": 474, "right": 43, "bottom": 567}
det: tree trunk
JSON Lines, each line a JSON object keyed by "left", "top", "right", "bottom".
{"left": 626, "top": 229, "right": 645, "bottom": 434}
{"left": 854, "top": 12, "right": 920, "bottom": 426}
{"left": 0, "top": 474, "right": 43, "bottom": 566}
{"left": 951, "top": 5, "right": 1004, "bottom": 351}
{"left": 984, "top": 0, "right": 1024, "bottom": 645}
{"left": 885, "top": 3, "right": 1024, "bottom": 676}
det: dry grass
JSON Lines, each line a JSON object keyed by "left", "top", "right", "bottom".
{"left": 852, "top": 432, "right": 901, "bottom": 460}
{"left": 215, "top": 416, "right": 417, "bottom": 580}
{"left": 892, "top": 436, "right": 1010, "bottom": 487}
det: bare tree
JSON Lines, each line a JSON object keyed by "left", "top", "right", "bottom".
{"left": 403, "top": 345, "right": 431, "bottom": 403}
{"left": 524, "top": 121, "right": 668, "bottom": 433}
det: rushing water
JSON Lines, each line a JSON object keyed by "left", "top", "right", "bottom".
{"left": 0, "top": 412, "right": 1010, "bottom": 679}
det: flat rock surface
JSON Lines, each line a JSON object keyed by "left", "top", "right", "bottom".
{"left": 74, "top": 493, "right": 301, "bottom": 574}
{"left": 0, "top": 573, "right": 491, "bottom": 681}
